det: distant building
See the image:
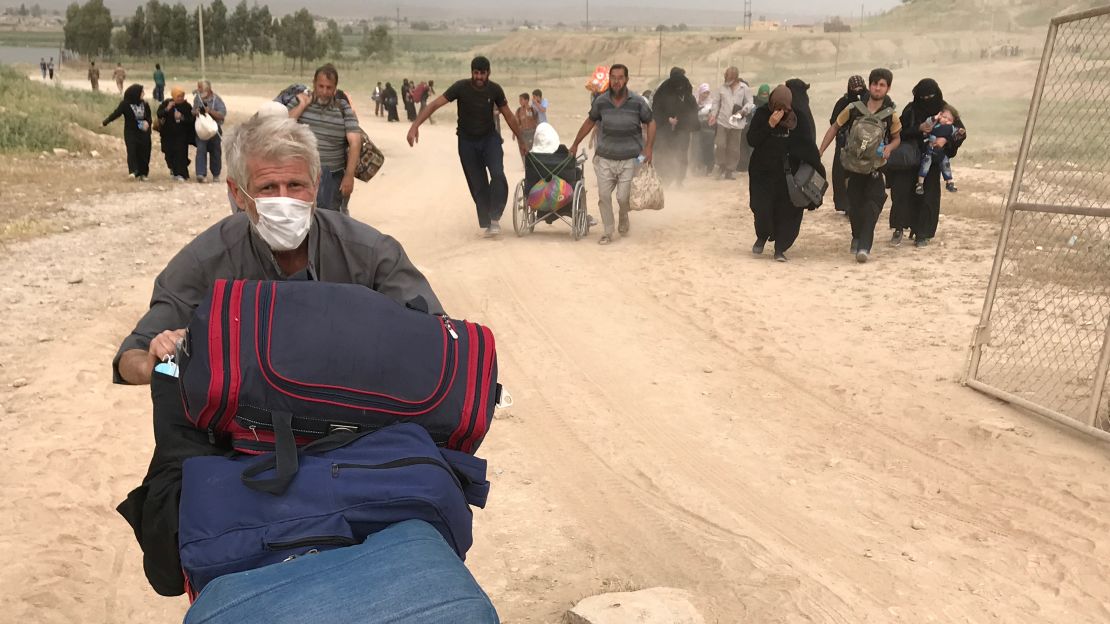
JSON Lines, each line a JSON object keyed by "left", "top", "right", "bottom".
{"left": 739, "top": 19, "right": 780, "bottom": 31}
{"left": 823, "top": 16, "right": 852, "bottom": 33}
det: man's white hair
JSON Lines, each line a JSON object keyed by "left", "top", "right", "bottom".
{"left": 224, "top": 114, "right": 320, "bottom": 191}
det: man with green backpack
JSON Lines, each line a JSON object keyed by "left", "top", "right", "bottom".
{"left": 819, "top": 68, "right": 902, "bottom": 263}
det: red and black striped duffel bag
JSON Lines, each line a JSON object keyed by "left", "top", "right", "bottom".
{"left": 176, "top": 279, "right": 498, "bottom": 457}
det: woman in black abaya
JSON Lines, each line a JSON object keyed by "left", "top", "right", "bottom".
{"left": 888, "top": 78, "right": 967, "bottom": 247}
{"left": 383, "top": 82, "right": 399, "bottom": 122}
{"left": 102, "top": 83, "right": 152, "bottom": 180}
{"left": 747, "top": 84, "right": 826, "bottom": 262}
{"left": 156, "top": 86, "right": 195, "bottom": 181}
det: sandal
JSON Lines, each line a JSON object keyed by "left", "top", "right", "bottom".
{"left": 598, "top": 235, "right": 612, "bottom": 245}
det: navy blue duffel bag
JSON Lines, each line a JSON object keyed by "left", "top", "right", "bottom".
{"left": 177, "top": 279, "right": 499, "bottom": 461}
{"left": 178, "top": 422, "right": 489, "bottom": 598}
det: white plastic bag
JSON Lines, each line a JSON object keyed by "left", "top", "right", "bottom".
{"left": 195, "top": 113, "right": 219, "bottom": 141}
{"left": 630, "top": 162, "right": 664, "bottom": 211}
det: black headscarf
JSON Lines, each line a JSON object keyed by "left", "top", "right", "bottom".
{"left": 652, "top": 66, "right": 698, "bottom": 130}
{"left": 785, "top": 78, "right": 816, "bottom": 142}
{"left": 123, "top": 83, "right": 144, "bottom": 105}
{"left": 911, "top": 78, "right": 945, "bottom": 118}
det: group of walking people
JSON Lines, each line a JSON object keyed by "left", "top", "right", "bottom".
{"left": 373, "top": 79, "right": 436, "bottom": 122}
{"left": 102, "top": 76, "right": 227, "bottom": 183}
{"left": 586, "top": 63, "right": 966, "bottom": 262}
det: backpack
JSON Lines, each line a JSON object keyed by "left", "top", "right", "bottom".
{"left": 839, "top": 100, "right": 894, "bottom": 174}
{"left": 178, "top": 423, "right": 489, "bottom": 597}
{"left": 177, "top": 279, "right": 499, "bottom": 466}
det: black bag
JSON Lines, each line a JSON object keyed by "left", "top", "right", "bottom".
{"left": 885, "top": 139, "right": 922, "bottom": 171}
{"left": 785, "top": 160, "right": 829, "bottom": 209}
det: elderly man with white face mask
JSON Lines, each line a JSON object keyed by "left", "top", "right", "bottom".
{"left": 113, "top": 114, "right": 442, "bottom": 386}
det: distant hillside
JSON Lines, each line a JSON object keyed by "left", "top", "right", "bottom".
{"left": 868, "top": 0, "right": 1106, "bottom": 32}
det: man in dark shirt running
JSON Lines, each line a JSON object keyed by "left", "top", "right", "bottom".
{"left": 407, "top": 56, "right": 527, "bottom": 237}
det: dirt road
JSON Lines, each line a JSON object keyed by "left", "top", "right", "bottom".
{"left": 1, "top": 91, "right": 1108, "bottom": 623}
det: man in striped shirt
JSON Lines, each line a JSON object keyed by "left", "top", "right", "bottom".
{"left": 287, "top": 64, "right": 361, "bottom": 214}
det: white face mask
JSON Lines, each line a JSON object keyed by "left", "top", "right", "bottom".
{"left": 241, "top": 190, "right": 313, "bottom": 251}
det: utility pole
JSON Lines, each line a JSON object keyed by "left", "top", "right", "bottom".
{"left": 396, "top": 6, "right": 401, "bottom": 51}
{"left": 586, "top": 0, "right": 589, "bottom": 30}
{"left": 743, "top": 0, "right": 752, "bottom": 31}
{"left": 860, "top": 3, "right": 864, "bottom": 39}
{"left": 198, "top": 2, "right": 206, "bottom": 79}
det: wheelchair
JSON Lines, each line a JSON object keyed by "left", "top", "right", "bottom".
{"left": 512, "top": 151, "right": 590, "bottom": 240}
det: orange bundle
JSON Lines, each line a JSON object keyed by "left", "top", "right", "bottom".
{"left": 585, "top": 65, "right": 609, "bottom": 94}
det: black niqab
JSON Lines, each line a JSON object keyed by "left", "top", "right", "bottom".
{"left": 652, "top": 67, "right": 698, "bottom": 131}
{"left": 911, "top": 78, "right": 945, "bottom": 118}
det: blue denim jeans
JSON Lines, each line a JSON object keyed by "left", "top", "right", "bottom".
{"left": 457, "top": 133, "right": 508, "bottom": 228}
{"left": 184, "top": 520, "right": 499, "bottom": 624}
{"left": 316, "top": 168, "right": 350, "bottom": 214}
{"left": 196, "top": 134, "right": 222, "bottom": 179}
{"left": 919, "top": 146, "right": 953, "bottom": 181}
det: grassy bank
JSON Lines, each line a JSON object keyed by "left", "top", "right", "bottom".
{"left": 0, "top": 29, "right": 64, "bottom": 47}
{"left": 0, "top": 64, "right": 117, "bottom": 152}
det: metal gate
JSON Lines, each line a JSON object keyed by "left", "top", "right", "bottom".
{"left": 964, "top": 6, "right": 1110, "bottom": 441}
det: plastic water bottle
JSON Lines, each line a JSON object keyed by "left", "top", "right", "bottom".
{"left": 876, "top": 141, "right": 886, "bottom": 158}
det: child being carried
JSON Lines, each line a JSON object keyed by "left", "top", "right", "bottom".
{"left": 916, "top": 105, "right": 959, "bottom": 195}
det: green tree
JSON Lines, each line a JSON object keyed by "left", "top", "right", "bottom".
{"left": 359, "top": 24, "right": 392, "bottom": 62}
{"left": 248, "top": 4, "right": 274, "bottom": 58}
{"left": 164, "top": 2, "right": 190, "bottom": 57}
{"left": 278, "top": 9, "right": 318, "bottom": 71}
{"left": 143, "top": 0, "right": 169, "bottom": 56}
{"left": 226, "top": 0, "right": 251, "bottom": 58}
{"left": 63, "top": 0, "right": 112, "bottom": 57}
{"left": 322, "top": 18, "right": 343, "bottom": 59}
{"left": 205, "top": 0, "right": 229, "bottom": 58}
{"left": 124, "top": 5, "right": 146, "bottom": 55}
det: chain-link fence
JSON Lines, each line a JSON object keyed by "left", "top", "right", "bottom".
{"left": 965, "top": 5, "right": 1110, "bottom": 441}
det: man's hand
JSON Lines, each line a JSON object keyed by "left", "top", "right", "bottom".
{"left": 954, "top": 127, "right": 966, "bottom": 140}
{"left": 295, "top": 91, "right": 311, "bottom": 107}
{"left": 407, "top": 125, "right": 419, "bottom": 147}
{"left": 668, "top": 116, "right": 678, "bottom": 128}
{"left": 708, "top": 115, "right": 717, "bottom": 127}
{"left": 642, "top": 148, "right": 653, "bottom": 165}
{"left": 882, "top": 144, "right": 896, "bottom": 160}
{"left": 769, "top": 110, "right": 785, "bottom": 128}
{"left": 340, "top": 173, "right": 355, "bottom": 197}
{"left": 149, "top": 329, "right": 186, "bottom": 361}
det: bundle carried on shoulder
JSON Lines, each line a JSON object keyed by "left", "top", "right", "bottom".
{"left": 629, "top": 162, "right": 665, "bottom": 211}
